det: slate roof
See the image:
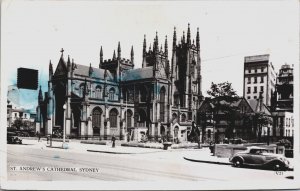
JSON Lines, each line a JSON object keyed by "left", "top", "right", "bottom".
{"left": 122, "top": 66, "right": 154, "bottom": 81}
{"left": 247, "top": 99, "right": 271, "bottom": 115}
{"left": 73, "top": 64, "right": 114, "bottom": 80}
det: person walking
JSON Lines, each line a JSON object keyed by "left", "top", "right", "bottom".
{"left": 37, "top": 131, "right": 41, "bottom": 142}
{"left": 112, "top": 134, "right": 116, "bottom": 148}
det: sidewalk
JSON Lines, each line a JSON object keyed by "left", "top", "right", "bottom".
{"left": 21, "top": 139, "right": 166, "bottom": 154}
{"left": 183, "top": 148, "right": 231, "bottom": 165}
{"left": 183, "top": 147, "right": 297, "bottom": 170}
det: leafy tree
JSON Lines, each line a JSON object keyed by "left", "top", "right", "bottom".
{"left": 13, "top": 118, "right": 24, "bottom": 130}
{"left": 207, "top": 82, "right": 238, "bottom": 98}
{"left": 254, "top": 112, "right": 272, "bottom": 142}
{"left": 206, "top": 82, "right": 239, "bottom": 140}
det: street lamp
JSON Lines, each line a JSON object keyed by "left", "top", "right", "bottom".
{"left": 62, "top": 103, "right": 67, "bottom": 149}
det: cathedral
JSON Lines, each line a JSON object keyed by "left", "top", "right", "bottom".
{"left": 36, "top": 24, "right": 202, "bottom": 142}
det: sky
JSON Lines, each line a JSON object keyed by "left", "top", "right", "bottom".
{"left": 1, "top": 0, "right": 299, "bottom": 110}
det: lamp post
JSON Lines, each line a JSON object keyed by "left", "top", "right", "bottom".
{"left": 62, "top": 103, "right": 67, "bottom": 148}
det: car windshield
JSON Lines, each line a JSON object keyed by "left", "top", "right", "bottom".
{"left": 249, "top": 149, "right": 268, "bottom": 154}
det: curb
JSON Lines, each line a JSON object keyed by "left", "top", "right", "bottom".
{"left": 183, "top": 157, "right": 231, "bottom": 165}
{"left": 87, "top": 149, "right": 135, "bottom": 154}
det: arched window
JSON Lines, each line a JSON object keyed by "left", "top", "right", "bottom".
{"left": 125, "top": 110, "right": 132, "bottom": 128}
{"left": 79, "top": 84, "right": 85, "bottom": 97}
{"left": 172, "top": 113, "right": 178, "bottom": 123}
{"left": 109, "top": 109, "right": 118, "bottom": 128}
{"left": 140, "top": 86, "right": 147, "bottom": 102}
{"left": 109, "top": 88, "right": 115, "bottom": 100}
{"left": 92, "top": 108, "right": 102, "bottom": 136}
{"left": 95, "top": 85, "right": 101, "bottom": 99}
{"left": 181, "top": 113, "right": 186, "bottom": 122}
{"left": 160, "top": 87, "right": 166, "bottom": 122}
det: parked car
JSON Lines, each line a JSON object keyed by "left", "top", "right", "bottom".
{"left": 229, "top": 138, "right": 247, "bottom": 144}
{"left": 7, "top": 132, "right": 22, "bottom": 144}
{"left": 229, "top": 146, "right": 290, "bottom": 171}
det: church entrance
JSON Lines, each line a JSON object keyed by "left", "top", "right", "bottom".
{"left": 92, "top": 107, "right": 102, "bottom": 139}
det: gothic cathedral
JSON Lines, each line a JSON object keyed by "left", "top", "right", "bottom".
{"left": 36, "top": 24, "right": 202, "bottom": 142}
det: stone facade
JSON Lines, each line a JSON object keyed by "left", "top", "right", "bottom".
{"left": 36, "top": 24, "right": 202, "bottom": 142}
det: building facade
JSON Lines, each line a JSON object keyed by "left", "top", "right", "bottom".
{"left": 36, "top": 24, "right": 203, "bottom": 142}
{"left": 243, "top": 54, "right": 276, "bottom": 106}
{"left": 7, "top": 86, "right": 36, "bottom": 130}
{"left": 271, "top": 63, "right": 294, "bottom": 139}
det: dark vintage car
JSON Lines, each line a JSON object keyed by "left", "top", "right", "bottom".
{"left": 229, "top": 146, "right": 290, "bottom": 171}
{"left": 7, "top": 132, "right": 22, "bottom": 144}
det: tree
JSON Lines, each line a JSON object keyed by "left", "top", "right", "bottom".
{"left": 254, "top": 112, "right": 272, "bottom": 143}
{"left": 207, "top": 82, "right": 239, "bottom": 140}
{"left": 207, "top": 82, "right": 238, "bottom": 98}
{"left": 13, "top": 118, "right": 24, "bottom": 130}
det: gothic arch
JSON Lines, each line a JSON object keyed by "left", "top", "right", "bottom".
{"left": 109, "top": 108, "right": 119, "bottom": 128}
{"left": 160, "top": 86, "right": 166, "bottom": 122}
{"left": 125, "top": 109, "right": 133, "bottom": 128}
{"left": 92, "top": 107, "right": 102, "bottom": 136}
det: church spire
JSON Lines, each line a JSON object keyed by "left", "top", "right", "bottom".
{"left": 117, "top": 42, "right": 121, "bottom": 60}
{"left": 196, "top": 27, "right": 200, "bottom": 51}
{"left": 67, "top": 55, "right": 71, "bottom": 71}
{"left": 113, "top": 50, "right": 116, "bottom": 60}
{"left": 182, "top": 31, "right": 185, "bottom": 44}
{"left": 143, "top": 35, "right": 147, "bottom": 56}
{"left": 154, "top": 31, "right": 159, "bottom": 52}
{"left": 165, "top": 35, "right": 168, "bottom": 58}
{"left": 187, "top": 23, "right": 191, "bottom": 45}
{"left": 131, "top": 45, "right": 134, "bottom": 65}
{"left": 38, "top": 86, "right": 43, "bottom": 103}
{"left": 49, "top": 60, "right": 53, "bottom": 78}
{"left": 173, "top": 27, "right": 177, "bottom": 51}
{"left": 100, "top": 46, "right": 103, "bottom": 67}
{"left": 89, "top": 63, "right": 93, "bottom": 76}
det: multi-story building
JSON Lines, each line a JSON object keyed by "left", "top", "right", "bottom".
{"left": 273, "top": 64, "right": 293, "bottom": 112}
{"left": 243, "top": 54, "right": 276, "bottom": 106}
{"left": 271, "top": 64, "right": 294, "bottom": 139}
{"left": 36, "top": 24, "right": 203, "bottom": 142}
{"left": 7, "top": 86, "right": 36, "bottom": 129}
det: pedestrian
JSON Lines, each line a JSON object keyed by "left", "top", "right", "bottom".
{"left": 112, "top": 134, "right": 116, "bottom": 148}
{"left": 36, "top": 131, "right": 40, "bottom": 142}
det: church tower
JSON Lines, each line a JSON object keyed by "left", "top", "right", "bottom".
{"left": 171, "top": 24, "right": 202, "bottom": 121}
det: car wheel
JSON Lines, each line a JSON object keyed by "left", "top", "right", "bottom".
{"left": 233, "top": 158, "right": 243, "bottom": 167}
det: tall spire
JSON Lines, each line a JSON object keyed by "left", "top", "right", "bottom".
{"left": 89, "top": 63, "right": 93, "bottom": 76}
{"left": 187, "top": 23, "right": 191, "bottom": 45}
{"left": 165, "top": 35, "right": 168, "bottom": 58}
{"left": 173, "top": 27, "right": 177, "bottom": 51}
{"left": 182, "top": 31, "right": 185, "bottom": 44}
{"left": 113, "top": 50, "right": 116, "bottom": 60}
{"left": 143, "top": 35, "right": 147, "bottom": 55}
{"left": 67, "top": 55, "right": 71, "bottom": 70}
{"left": 38, "top": 86, "right": 43, "bottom": 102}
{"left": 149, "top": 43, "right": 152, "bottom": 52}
{"left": 100, "top": 46, "right": 103, "bottom": 66}
{"left": 131, "top": 45, "right": 134, "bottom": 64}
{"left": 49, "top": 60, "right": 53, "bottom": 77}
{"left": 117, "top": 41, "right": 121, "bottom": 60}
{"left": 196, "top": 27, "right": 200, "bottom": 50}
{"left": 154, "top": 31, "right": 159, "bottom": 52}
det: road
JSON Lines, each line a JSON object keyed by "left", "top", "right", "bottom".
{"left": 7, "top": 143, "right": 294, "bottom": 182}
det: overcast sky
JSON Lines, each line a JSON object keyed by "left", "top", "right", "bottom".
{"left": 2, "top": 0, "right": 298, "bottom": 110}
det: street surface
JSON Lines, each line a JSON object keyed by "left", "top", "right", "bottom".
{"left": 7, "top": 141, "right": 294, "bottom": 182}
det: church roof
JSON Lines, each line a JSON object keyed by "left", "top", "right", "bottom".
{"left": 122, "top": 66, "right": 154, "bottom": 81}
{"left": 73, "top": 64, "right": 114, "bottom": 80}
{"left": 247, "top": 99, "right": 271, "bottom": 115}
